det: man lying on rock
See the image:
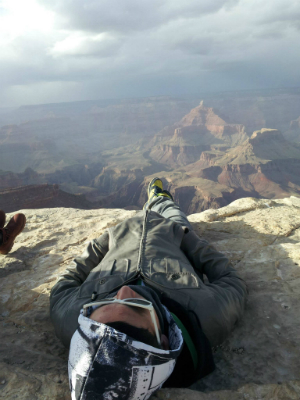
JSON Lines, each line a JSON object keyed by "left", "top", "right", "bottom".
{"left": 0, "top": 210, "right": 26, "bottom": 255}
{"left": 50, "top": 178, "right": 248, "bottom": 400}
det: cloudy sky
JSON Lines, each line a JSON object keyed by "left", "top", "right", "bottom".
{"left": 1, "top": 0, "right": 300, "bottom": 106}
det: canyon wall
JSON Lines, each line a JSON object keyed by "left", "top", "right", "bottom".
{"left": 0, "top": 184, "right": 96, "bottom": 212}
{"left": 1, "top": 95, "right": 300, "bottom": 215}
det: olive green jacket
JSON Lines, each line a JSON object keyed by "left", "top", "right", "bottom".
{"left": 50, "top": 210, "right": 248, "bottom": 348}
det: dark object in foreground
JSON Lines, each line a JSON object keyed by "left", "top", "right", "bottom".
{"left": 0, "top": 212, "right": 26, "bottom": 255}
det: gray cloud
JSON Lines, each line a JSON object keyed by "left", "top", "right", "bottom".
{"left": 257, "top": 1, "right": 300, "bottom": 27}
{"left": 38, "top": 0, "right": 239, "bottom": 33}
{"left": 0, "top": 0, "right": 300, "bottom": 107}
{"left": 50, "top": 34, "right": 122, "bottom": 58}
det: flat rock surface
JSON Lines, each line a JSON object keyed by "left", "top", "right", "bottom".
{"left": 1, "top": 198, "right": 300, "bottom": 399}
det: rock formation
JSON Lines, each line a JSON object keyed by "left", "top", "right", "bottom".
{"left": 196, "top": 129, "right": 300, "bottom": 199}
{"left": 0, "top": 168, "right": 42, "bottom": 190}
{"left": 1, "top": 94, "right": 300, "bottom": 215}
{"left": 1, "top": 197, "right": 300, "bottom": 399}
{"left": 203, "top": 88, "right": 300, "bottom": 133}
{"left": 284, "top": 116, "right": 300, "bottom": 143}
{"left": 290, "top": 116, "right": 300, "bottom": 130}
{"left": 0, "top": 184, "right": 97, "bottom": 212}
{"left": 149, "top": 102, "right": 247, "bottom": 167}
{"left": 177, "top": 100, "right": 227, "bottom": 127}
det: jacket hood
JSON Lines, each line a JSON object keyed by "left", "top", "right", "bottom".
{"left": 68, "top": 305, "right": 183, "bottom": 400}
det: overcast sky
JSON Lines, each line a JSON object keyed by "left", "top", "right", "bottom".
{"left": 1, "top": 0, "right": 300, "bottom": 107}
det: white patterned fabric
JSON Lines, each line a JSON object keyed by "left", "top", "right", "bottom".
{"left": 68, "top": 305, "right": 183, "bottom": 400}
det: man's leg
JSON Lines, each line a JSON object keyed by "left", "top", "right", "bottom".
{"left": 147, "top": 193, "right": 193, "bottom": 231}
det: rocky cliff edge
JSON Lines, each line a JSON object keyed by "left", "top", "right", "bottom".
{"left": 0, "top": 197, "right": 300, "bottom": 399}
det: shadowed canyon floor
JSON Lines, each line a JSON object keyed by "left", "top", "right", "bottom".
{"left": 0, "top": 197, "right": 300, "bottom": 399}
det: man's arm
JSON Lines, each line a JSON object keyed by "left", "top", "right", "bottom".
{"left": 49, "top": 231, "right": 109, "bottom": 346}
{"left": 181, "top": 230, "right": 248, "bottom": 346}
{"left": 181, "top": 230, "right": 247, "bottom": 291}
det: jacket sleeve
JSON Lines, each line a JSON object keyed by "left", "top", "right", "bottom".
{"left": 181, "top": 230, "right": 248, "bottom": 346}
{"left": 49, "top": 231, "right": 109, "bottom": 346}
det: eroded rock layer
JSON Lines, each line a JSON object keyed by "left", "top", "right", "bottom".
{"left": 0, "top": 184, "right": 96, "bottom": 213}
{"left": 1, "top": 96, "right": 300, "bottom": 214}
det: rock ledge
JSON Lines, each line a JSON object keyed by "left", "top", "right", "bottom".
{"left": 1, "top": 197, "right": 300, "bottom": 399}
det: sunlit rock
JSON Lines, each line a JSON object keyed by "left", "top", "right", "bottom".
{"left": 0, "top": 197, "right": 300, "bottom": 399}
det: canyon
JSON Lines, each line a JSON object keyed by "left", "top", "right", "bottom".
{"left": 0, "top": 88, "right": 300, "bottom": 213}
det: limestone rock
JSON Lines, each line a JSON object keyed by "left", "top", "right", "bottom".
{"left": 0, "top": 198, "right": 300, "bottom": 399}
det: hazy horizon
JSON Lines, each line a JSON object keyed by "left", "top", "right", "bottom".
{"left": 1, "top": 0, "right": 300, "bottom": 107}
{"left": 1, "top": 85, "right": 300, "bottom": 111}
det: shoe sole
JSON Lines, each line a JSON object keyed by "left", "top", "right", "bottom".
{"left": 0, "top": 215, "right": 26, "bottom": 255}
{"left": 14, "top": 215, "right": 26, "bottom": 237}
{"left": 0, "top": 211, "right": 6, "bottom": 229}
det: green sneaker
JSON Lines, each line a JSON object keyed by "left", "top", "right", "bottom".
{"left": 158, "top": 189, "right": 174, "bottom": 201}
{"left": 143, "top": 177, "right": 163, "bottom": 210}
{"left": 143, "top": 179, "right": 174, "bottom": 209}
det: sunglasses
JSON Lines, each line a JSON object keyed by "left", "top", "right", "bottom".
{"left": 83, "top": 298, "right": 161, "bottom": 345}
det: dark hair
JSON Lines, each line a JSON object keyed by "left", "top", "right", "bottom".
{"left": 106, "top": 322, "right": 162, "bottom": 349}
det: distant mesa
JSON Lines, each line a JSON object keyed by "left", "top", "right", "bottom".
{"left": 250, "top": 128, "right": 285, "bottom": 142}
{"left": 283, "top": 116, "right": 300, "bottom": 143}
{"left": 0, "top": 184, "right": 97, "bottom": 213}
{"left": 290, "top": 116, "right": 300, "bottom": 130}
{"left": 0, "top": 168, "right": 42, "bottom": 190}
{"left": 248, "top": 128, "right": 300, "bottom": 160}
